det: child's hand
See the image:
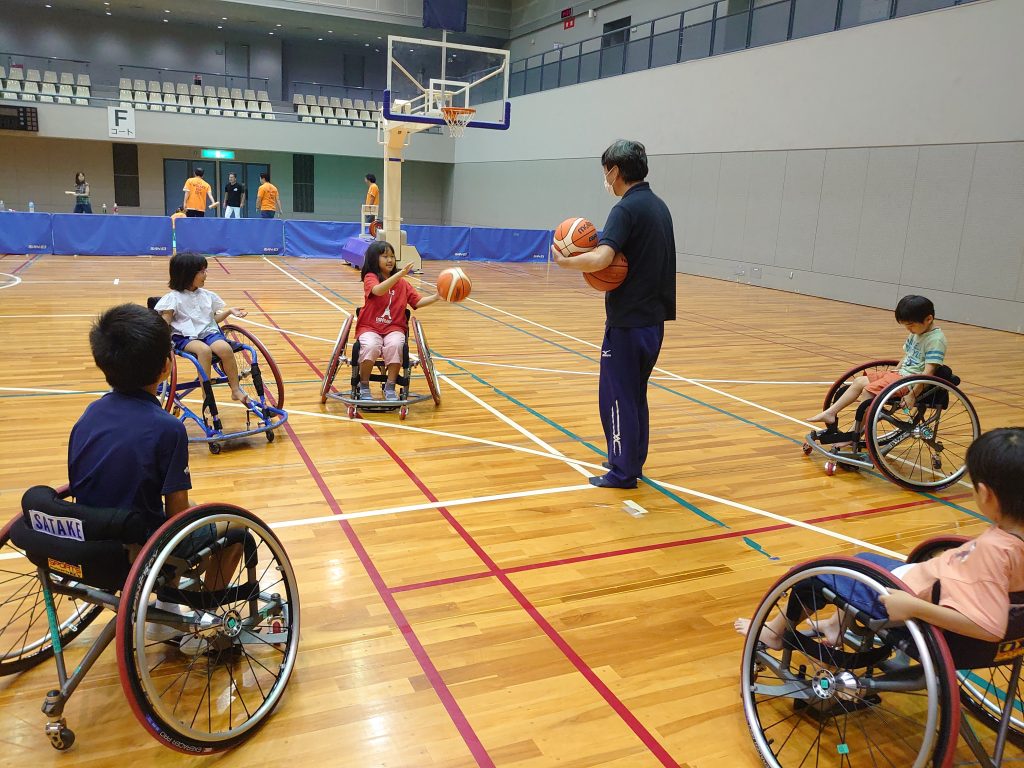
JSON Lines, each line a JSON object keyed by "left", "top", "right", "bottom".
{"left": 399, "top": 262, "right": 414, "bottom": 277}
{"left": 231, "top": 307, "right": 248, "bottom": 318}
{"left": 878, "top": 590, "right": 919, "bottom": 622}
{"left": 900, "top": 392, "right": 916, "bottom": 410}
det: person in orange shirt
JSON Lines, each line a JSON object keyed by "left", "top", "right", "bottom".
{"left": 182, "top": 167, "right": 217, "bottom": 218}
{"left": 364, "top": 174, "right": 379, "bottom": 207}
{"left": 256, "top": 172, "right": 283, "bottom": 219}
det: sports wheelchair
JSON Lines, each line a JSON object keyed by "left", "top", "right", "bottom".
{"left": 0, "top": 486, "right": 299, "bottom": 753}
{"left": 741, "top": 537, "right": 1024, "bottom": 767}
{"left": 151, "top": 308, "right": 288, "bottom": 454}
{"left": 320, "top": 310, "right": 441, "bottom": 420}
{"left": 803, "top": 360, "right": 980, "bottom": 490}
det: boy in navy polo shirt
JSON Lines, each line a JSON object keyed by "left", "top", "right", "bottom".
{"left": 552, "top": 139, "right": 676, "bottom": 488}
{"left": 69, "top": 303, "right": 191, "bottom": 532}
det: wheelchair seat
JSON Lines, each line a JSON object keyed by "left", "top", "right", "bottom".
{"left": 9, "top": 486, "right": 150, "bottom": 591}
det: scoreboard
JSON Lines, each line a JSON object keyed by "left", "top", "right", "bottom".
{"left": 0, "top": 105, "right": 39, "bottom": 132}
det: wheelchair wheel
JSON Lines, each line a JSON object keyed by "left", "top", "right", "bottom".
{"left": 222, "top": 324, "right": 285, "bottom": 410}
{"left": 158, "top": 353, "right": 178, "bottom": 414}
{"left": 864, "top": 375, "right": 980, "bottom": 490}
{"left": 411, "top": 317, "right": 441, "bottom": 406}
{"left": 321, "top": 315, "right": 352, "bottom": 404}
{"left": 740, "top": 557, "right": 958, "bottom": 768}
{"left": 0, "top": 515, "right": 103, "bottom": 675}
{"left": 115, "top": 505, "right": 300, "bottom": 753}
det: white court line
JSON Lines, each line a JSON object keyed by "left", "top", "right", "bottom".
{"left": 437, "top": 356, "right": 831, "bottom": 385}
{"left": 272, "top": 483, "right": 593, "bottom": 529}
{"left": 0, "top": 386, "right": 95, "bottom": 395}
{"left": 441, "top": 374, "right": 592, "bottom": 479}
{"left": 236, "top": 316, "right": 334, "bottom": 344}
{"left": 463, "top": 296, "right": 816, "bottom": 429}
{"left": 113, "top": 278, "right": 120, "bottom": 285}
{"left": 261, "top": 256, "right": 352, "bottom": 315}
{"left": 0, "top": 273, "right": 23, "bottom": 290}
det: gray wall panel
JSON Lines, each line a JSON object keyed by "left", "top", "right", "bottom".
{"left": 954, "top": 142, "right": 1024, "bottom": 301}
{"left": 654, "top": 154, "right": 693, "bottom": 257}
{"left": 711, "top": 153, "right": 750, "bottom": 263}
{"left": 854, "top": 146, "right": 917, "bottom": 281}
{"left": 812, "top": 148, "right": 868, "bottom": 277}
{"left": 901, "top": 144, "right": 975, "bottom": 291}
{"left": 684, "top": 153, "right": 721, "bottom": 258}
{"left": 775, "top": 150, "right": 825, "bottom": 271}
{"left": 741, "top": 151, "right": 786, "bottom": 266}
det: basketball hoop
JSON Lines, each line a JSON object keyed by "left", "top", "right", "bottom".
{"left": 440, "top": 106, "right": 475, "bottom": 138}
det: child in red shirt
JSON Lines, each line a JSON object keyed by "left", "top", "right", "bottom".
{"left": 356, "top": 241, "right": 439, "bottom": 400}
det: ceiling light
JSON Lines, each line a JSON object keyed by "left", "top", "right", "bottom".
{"left": 221, "top": 16, "right": 227, "bottom": 20}
{"left": 317, "top": 37, "right": 323, "bottom": 41}
{"left": 269, "top": 31, "right": 274, "bottom": 35}
{"left": 162, "top": 18, "right": 168, "bottom": 22}
{"left": 217, "top": 25, "right": 222, "bottom": 29}
{"left": 106, "top": 10, "right": 111, "bottom": 14}
{"left": 276, "top": 23, "right": 281, "bottom": 27}
{"left": 328, "top": 30, "right": 333, "bottom": 33}
{"left": 163, "top": 8, "right": 169, "bottom": 12}
{"left": 364, "top": 43, "right": 369, "bottom": 47}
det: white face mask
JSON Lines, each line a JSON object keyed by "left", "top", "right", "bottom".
{"left": 603, "top": 167, "right": 618, "bottom": 198}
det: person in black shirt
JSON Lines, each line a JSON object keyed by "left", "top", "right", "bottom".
{"left": 223, "top": 172, "right": 246, "bottom": 219}
{"left": 552, "top": 139, "right": 676, "bottom": 488}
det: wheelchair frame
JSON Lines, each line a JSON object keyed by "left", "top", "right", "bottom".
{"left": 1, "top": 491, "right": 300, "bottom": 753}
{"left": 803, "top": 359, "right": 980, "bottom": 490}
{"left": 160, "top": 323, "right": 288, "bottom": 454}
{"left": 741, "top": 546, "right": 1024, "bottom": 767}
{"left": 320, "top": 312, "right": 441, "bottom": 420}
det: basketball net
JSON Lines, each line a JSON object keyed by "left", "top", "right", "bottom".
{"left": 440, "top": 106, "right": 475, "bottom": 138}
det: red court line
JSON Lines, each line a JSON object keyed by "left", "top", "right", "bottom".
{"left": 391, "top": 493, "right": 973, "bottom": 594}
{"left": 251, "top": 291, "right": 680, "bottom": 767}
{"left": 245, "top": 291, "right": 494, "bottom": 768}
{"left": 214, "top": 256, "right": 231, "bottom": 274}
{"left": 10, "top": 254, "right": 39, "bottom": 274}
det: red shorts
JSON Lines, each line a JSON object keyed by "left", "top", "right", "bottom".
{"left": 864, "top": 369, "right": 909, "bottom": 397}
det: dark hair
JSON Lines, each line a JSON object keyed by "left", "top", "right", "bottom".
{"left": 75, "top": 171, "right": 85, "bottom": 184}
{"left": 895, "top": 295, "right": 935, "bottom": 324}
{"left": 360, "top": 240, "right": 396, "bottom": 282}
{"left": 89, "top": 304, "right": 171, "bottom": 392}
{"left": 168, "top": 251, "right": 209, "bottom": 291}
{"left": 228, "top": 172, "right": 236, "bottom": 179}
{"left": 966, "top": 428, "right": 1024, "bottom": 523}
{"left": 601, "top": 139, "right": 648, "bottom": 183}
{"left": 260, "top": 172, "right": 269, "bottom": 182}
{"left": 365, "top": 174, "right": 376, "bottom": 183}
{"left": 194, "top": 167, "right": 205, "bottom": 178}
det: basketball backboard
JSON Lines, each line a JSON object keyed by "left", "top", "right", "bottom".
{"left": 382, "top": 35, "right": 511, "bottom": 133}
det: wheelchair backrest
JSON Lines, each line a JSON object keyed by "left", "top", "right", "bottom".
{"left": 9, "top": 486, "right": 151, "bottom": 591}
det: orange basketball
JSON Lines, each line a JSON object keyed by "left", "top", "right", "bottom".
{"left": 437, "top": 266, "right": 472, "bottom": 302}
{"left": 552, "top": 217, "right": 599, "bottom": 258}
{"left": 584, "top": 253, "right": 628, "bottom": 292}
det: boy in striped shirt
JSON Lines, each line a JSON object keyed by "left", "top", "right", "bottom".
{"left": 810, "top": 295, "right": 947, "bottom": 425}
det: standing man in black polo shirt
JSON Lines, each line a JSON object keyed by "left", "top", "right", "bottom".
{"left": 552, "top": 139, "right": 676, "bottom": 488}
{"left": 223, "top": 172, "right": 246, "bottom": 219}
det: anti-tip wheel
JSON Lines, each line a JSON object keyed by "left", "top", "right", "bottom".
{"left": 266, "top": 430, "right": 276, "bottom": 443}
{"left": 399, "top": 406, "right": 408, "bottom": 420}
{"left": 346, "top": 405, "right": 356, "bottom": 419}
{"left": 208, "top": 442, "right": 222, "bottom": 455}
{"left": 802, "top": 442, "right": 813, "bottom": 456}
{"left": 824, "top": 460, "right": 837, "bottom": 476}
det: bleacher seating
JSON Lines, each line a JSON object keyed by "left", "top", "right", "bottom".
{"left": 2, "top": 60, "right": 392, "bottom": 127}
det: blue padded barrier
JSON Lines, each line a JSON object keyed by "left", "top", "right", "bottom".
{"left": 175, "top": 217, "right": 283, "bottom": 256}
{"left": 403, "top": 225, "right": 471, "bottom": 261}
{"left": 467, "top": 227, "right": 550, "bottom": 263}
{"left": 0, "top": 212, "right": 53, "bottom": 254}
{"left": 283, "top": 220, "right": 361, "bottom": 258}
{"left": 51, "top": 214, "right": 171, "bottom": 256}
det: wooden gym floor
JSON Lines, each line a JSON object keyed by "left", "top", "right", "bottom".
{"left": 0, "top": 253, "right": 1022, "bottom": 767}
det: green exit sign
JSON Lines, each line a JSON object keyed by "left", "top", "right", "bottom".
{"left": 201, "top": 149, "right": 235, "bottom": 159}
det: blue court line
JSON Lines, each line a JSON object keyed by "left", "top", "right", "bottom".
{"left": 442, "top": 358, "right": 787, "bottom": 563}
{"left": 281, "top": 261, "right": 359, "bottom": 307}
{"left": 445, "top": 301, "right": 983, "bottom": 523}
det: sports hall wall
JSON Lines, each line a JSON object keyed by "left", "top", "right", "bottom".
{"left": 453, "top": 0, "right": 1024, "bottom": 332}
{"left": 0, "top": 135, "right": 452, "bottom": 224}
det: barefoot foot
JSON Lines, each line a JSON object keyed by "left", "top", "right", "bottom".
{"left": 808, "top": 410, "right": 837, "bottom": 426}
{"left": 734, "top": 618, "right": 784, "bottom": 651}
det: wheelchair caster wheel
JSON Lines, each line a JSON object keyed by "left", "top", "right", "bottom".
{"left": 802, "top": 442, "right": 813, "bottom": 456}
{"left": 824, "top": 460, "right": 837, "bottom": 476}
{"left": 399, "top": 406, "right": 408, "bottom": 420}
{"left": 208, "top": 442, "right": 222, "bottom": 455}
{"left": 266, "top": 429, "right": 276, "bottom": 443}
{"left": 346, "top": 405, "right": 356, "bottom": 419}
{"left": 46, "top": 721, "right": 75, "bottom": 751}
